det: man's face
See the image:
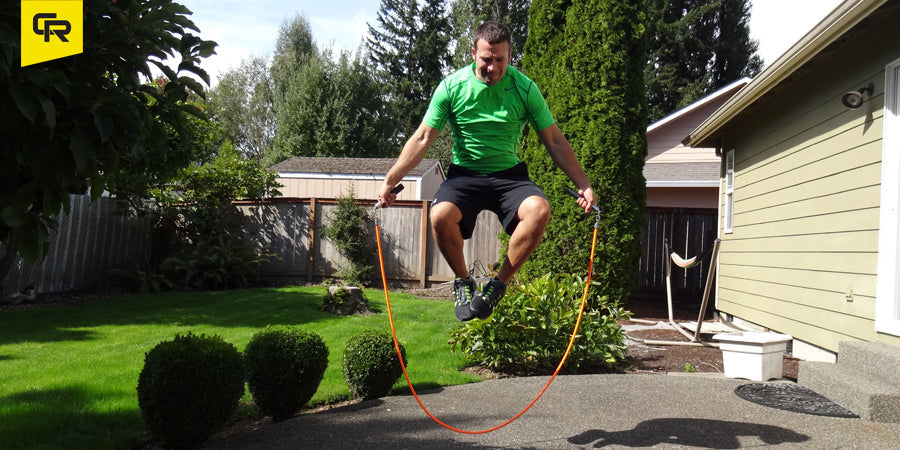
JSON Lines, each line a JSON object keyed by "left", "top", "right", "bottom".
{"left": 471, "top": 39, "right": 510, "bottom": 86}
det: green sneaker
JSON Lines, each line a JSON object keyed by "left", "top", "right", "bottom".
{"left": 471, "top": 277, "right": 506, "bottom": 320}
{"left": 453, "top": 277, "right": 477, "bottom": 321}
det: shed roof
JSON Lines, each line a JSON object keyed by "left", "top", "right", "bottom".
{"left": 269, "top": 157, "right": 442, "bottom": 177}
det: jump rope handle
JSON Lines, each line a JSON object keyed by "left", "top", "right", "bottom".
{"left": 566, "top": 187, "right": 583, "bottom": 201}
{"left": 566, "top": 187, "right": 601, "bottom": 213}
{"left": 374, "top": 184, "right": 405, "bottom": 209}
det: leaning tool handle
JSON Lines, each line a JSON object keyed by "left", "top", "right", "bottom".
{"left": 374, "top": 184, "right": 405, "bottom": 209}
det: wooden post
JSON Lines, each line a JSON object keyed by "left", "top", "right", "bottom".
{"left": 307, "top": 197, "right": 317, "bottom": 282}
{"left": 693, "top": 238, "right": 722, "bottom": 341}
{"left": 420, "top": 201, "right": 430, "bottom": 288}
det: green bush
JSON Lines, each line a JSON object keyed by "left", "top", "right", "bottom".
{"left": 448, "top": 273, "right": 631, "bottom": 373}
{"left": 244, "top": 326, "right": 329, "bottom": 419}
{"left": 342, "top": 330, "right": 407, "bottom": 400}
{"left": 159, "top": 235, "right": 270, "bottom": 290}
{"left": 137, "top": 333, "right": 245, "bottom": 449}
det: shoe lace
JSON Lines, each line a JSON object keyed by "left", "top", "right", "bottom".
{"left": 456, "top": 280, "right": 473, "bottom": 304}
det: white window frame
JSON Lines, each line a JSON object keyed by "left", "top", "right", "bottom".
{"left": 724, "top": 149, "right": 735, "bottom": 234}
{"left": 875, "top": 58, "right": 900, "bottom": 336}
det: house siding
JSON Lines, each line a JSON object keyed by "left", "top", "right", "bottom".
{"left": 717, "top": 14, "right": 900, "bottom": 352}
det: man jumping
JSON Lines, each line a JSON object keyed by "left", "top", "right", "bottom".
{"left": 378, "top": 21, "right": 596, "bottom": 321}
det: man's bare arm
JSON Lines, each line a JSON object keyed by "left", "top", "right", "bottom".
{"left": 378, "top": 123, "right": 441, "bottom": 207}
{"left": 536, "top": 124, "right": 597, "bottom": 212}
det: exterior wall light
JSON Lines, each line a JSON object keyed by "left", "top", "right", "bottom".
{"left": 841, "top": 82, "right": 874, "bottom": 109}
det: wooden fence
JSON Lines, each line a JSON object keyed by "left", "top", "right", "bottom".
{"left": 1, "top": 194, "right": 153, "bottom": 296}
{"left": 2, "top": 196, "right": 714, "bottom": 300}
{"left": 639, "top": 207, "right": 718, "bottom": 307}
{"left": 236, "top": 198, "right": 504, "bottom": 288}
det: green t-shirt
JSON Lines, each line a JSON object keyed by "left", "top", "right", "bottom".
{"left": 423, "top": 64, "right": 556, "bottom": 174}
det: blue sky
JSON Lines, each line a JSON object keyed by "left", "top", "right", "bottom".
{"left": 176, "top": 0, "right": 843, "bottom": 87}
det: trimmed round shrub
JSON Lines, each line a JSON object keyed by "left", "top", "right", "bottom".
{"left": 244, "top": 326, "right": 329, "bottom": 419}
{"left": 137, "top": 333, "right": 245, "bottom": 449}
{"left": 341, "top": 330, "right": 407, "bottom": 400}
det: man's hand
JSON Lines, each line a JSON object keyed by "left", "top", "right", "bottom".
{"left": 576, "top": 187, "right": 597, "bottom": 213}
{"left": 377, "top": 183, "right": 400, "bottom": 208}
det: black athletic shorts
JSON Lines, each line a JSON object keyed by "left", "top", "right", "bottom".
{"left": 432, "top": 162, "right": 546, "bottom": 239}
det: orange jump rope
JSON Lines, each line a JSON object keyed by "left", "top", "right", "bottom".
{"left": 373, "top": 184, "right": 599, "bottom": 434}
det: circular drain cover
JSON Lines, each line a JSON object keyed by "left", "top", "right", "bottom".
{"left": 735, "top": 383, "right": 859, "bottom": 418}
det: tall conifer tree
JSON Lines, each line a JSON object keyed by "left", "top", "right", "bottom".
{"left": 645, "top": 0, "right": 762, "bottom": 122}
{"left": 521, "top": 0, "right": 648, "bottom": 305}
{"left": 367, "top": 0, "right": 452, "bottom": 140}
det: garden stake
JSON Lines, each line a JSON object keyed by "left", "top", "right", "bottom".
{"left": 373, "top": 187, "right": 601, "bottom": 434}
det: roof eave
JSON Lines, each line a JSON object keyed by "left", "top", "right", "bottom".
{"left": 682, "top": 0, "right": 887, "bottom": 148}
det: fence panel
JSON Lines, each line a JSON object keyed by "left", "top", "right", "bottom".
{"left": 241, "top": 199, "right": 504, "bottom": 286}
{"left": 639, "top": 208, "right": 717, "bottom": 308}
{"left": 2, "top": 194, "right": 152, "bottom": 295}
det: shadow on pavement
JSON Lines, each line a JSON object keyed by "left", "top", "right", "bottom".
{"left": 568, "top": 418, "right": 810, "bottom": 448}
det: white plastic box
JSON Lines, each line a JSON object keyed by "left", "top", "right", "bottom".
{"left": 713, "top": 331, "right": 792, "bottom": 381}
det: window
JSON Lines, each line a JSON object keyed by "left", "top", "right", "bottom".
{"left": 724, "top": 149, "right": 735, "bottom": 234}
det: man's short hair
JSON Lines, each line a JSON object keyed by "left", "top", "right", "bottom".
{"left": 473, "top": 21, "right": 511, "bottom": 48}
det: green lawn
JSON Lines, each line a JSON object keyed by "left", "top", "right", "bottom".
{"left": 0, "top": 286, "right": 478, "bottom": 449}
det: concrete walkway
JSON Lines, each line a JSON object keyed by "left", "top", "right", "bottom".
{"left": 212, "top": 374, "right": 900, "bottom": 449}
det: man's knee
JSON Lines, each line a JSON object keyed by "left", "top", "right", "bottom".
{"left": 430, "top": 202, "right": 462, "bottom": 229}
{"left": 519, "top": 196, "right": 551, "bottom": 224}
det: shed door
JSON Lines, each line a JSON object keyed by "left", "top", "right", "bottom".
{"left": 876, "top": 59, "right": 900, "bottom": 337}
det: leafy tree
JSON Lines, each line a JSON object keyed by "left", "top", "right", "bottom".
{"left": 267, "top": 17, "right": 397, "bottom": 166}
{"left": 0, "top": 0, "right": 215, "bottom": 287}
{"left": 270, "top": 14, "right": 319, "bottom": 102}
{"left": 208, "top": 55, "right": 275, "bottom": 163}
{"left": 448, "top": 0, "right": 531, "bottom": 69}
{"left": 521, "top": 0, "right": 648, "bottom": 306}
{"left": 367, "top": 0, "right": 452, "bottom": 139}
{"left": 146, "top": 145, "right": 282, "bottom": 290}
{"left": 645, "top": 0, "right": 762, "bottom": 122}
{"left": 154, "top": 145, "right": 281, "bottom": 243}
{"left": 113, "top": 77, "right": 225, "bottom": 212}
{"left": 268, "top": 48, "right": 397, "bottom": 166}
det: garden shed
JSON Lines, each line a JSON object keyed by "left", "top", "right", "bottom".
{"left": 268, "top": 157, "right": 444, "bottom": 201}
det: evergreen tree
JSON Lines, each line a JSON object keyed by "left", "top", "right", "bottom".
{"left": 645, "top": 0, "right": 762, "bottom": 122}
{"left": 367, "top": 0, "right": 452, "bottom": 140}
{"left": 448, "top": 0, "right": 531, "bottom": 69}
{"left": 521, "top": 0, "right": 648, "bottom": 305}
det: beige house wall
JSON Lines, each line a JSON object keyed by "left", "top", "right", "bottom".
{"left": 647, "top": 187, "right": 719, "bottom": 209}
{"left": 647, "top": 100, "right": 722, "bottom": 164}
{"left": 716, "top": 23, "right": 900, "bottom": 352}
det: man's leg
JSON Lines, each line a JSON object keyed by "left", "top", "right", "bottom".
{"left": 431, "top": 201, "right": 479, "bottom": 321}
{"left": 472, "top": 195, "right": 550, "bottom": 320}
{"left": 430, "top": 201, "right": 469, "bottom": 279}
{"left": 497, "top": 195, "right": 551, "bottom": 283}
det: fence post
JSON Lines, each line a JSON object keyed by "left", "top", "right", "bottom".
{"left": 419, "top": 201, "right": 429, "bottom": 288}
{"left": 307, "top": 197, "right": 317, "bottom": 282}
